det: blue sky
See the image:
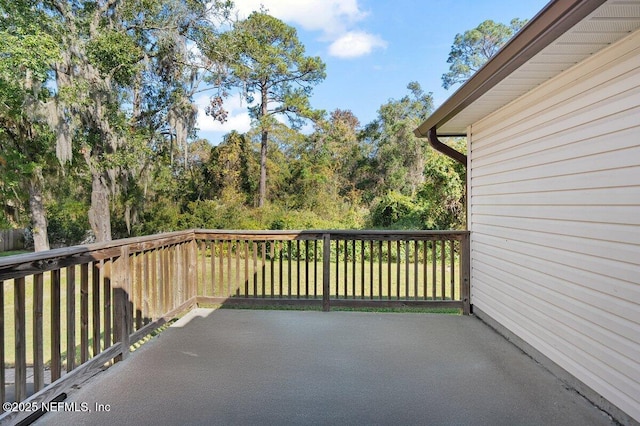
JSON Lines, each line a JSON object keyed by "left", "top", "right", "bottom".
{"left": 196, "top": 0, "right": 549, "bottom": 144}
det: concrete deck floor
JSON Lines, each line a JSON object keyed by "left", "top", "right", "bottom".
{"left": 35, "top": 309, "right": 614, "bottom": 425}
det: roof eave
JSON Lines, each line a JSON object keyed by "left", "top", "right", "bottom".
{"left": 414, "top": 0, "right": 608, "bottom": 138}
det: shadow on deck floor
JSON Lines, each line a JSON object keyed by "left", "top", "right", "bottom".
{"left": 35, "top": 309, "right": 613, "bottom": 425}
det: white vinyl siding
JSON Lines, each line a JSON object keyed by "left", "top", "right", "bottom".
{"left": 469, "top": 28, "right": 640, "bottom": 422}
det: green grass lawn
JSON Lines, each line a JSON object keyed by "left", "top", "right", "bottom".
{"left": 0, "top": 250, "right": 30, "bottom": 257}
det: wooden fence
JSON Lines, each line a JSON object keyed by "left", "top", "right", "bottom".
{"left": 0, "top": 229, "right": 25, "bottom": 252}
{"left": 0, "top": 229, "right": 469, "bottom": 424}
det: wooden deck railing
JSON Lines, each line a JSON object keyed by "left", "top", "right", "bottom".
{"left": 193, "top": 230, "right": 470, "bottom": 312}
{"left": 0, "top": 229, "right": 469, "bottom": 424}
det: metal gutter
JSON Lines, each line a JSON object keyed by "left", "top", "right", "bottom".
{"left": 414, "top": 0, "right": 608, "bottom": 139}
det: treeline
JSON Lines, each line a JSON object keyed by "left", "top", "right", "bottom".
{"left": 0, "top": 0, "right": 466, "bottom": 250}
{"left": 36, "top": 84, "right": 465, "bottom": 245}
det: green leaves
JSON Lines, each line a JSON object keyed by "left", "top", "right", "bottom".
{"left": 442, "top": 18, "right": 527, "bottom": 89}
{"left": 86, "top": 30, "right": 143, "bottom": 86}
{"left": 223, "top": 12, "right": 326, "bottom": 122}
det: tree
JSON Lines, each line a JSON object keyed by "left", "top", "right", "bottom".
{"left": 0, "top": 0, "right": 61, "bottom": 250}
{"left": 300, "top": 109, "right": 371, "bottom": 205}
{"left": 204, "top": 131, "right": 258, "bottom": 203}
{"left": 41, "top": 0, "right": 232, "bottom": 242}
{"left": 442, "top": 18, "right": 527, "bottom": 89}
{"left": 219, "top": 12, "right": 326, "bottom": 207}
{"left": 364, "top": 82, "right": 434, "bottom": 197}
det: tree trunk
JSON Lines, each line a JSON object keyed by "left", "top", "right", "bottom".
{"left": 259, "top": 129, "right": 268, "bottom": 207}
{"left": 28, "top": 178, "right": 50, "bottom": 252}
{"left": 258, "top": 86, "right": 269, "bottom": 208}
{"left": 88, "top": 172, "right": 112, "bottom": 242}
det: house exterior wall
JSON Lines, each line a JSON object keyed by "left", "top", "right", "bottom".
{"left": 468, "top": 28, "right": 640, "bottom": 422}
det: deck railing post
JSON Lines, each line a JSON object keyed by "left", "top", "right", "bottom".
{"left": 460, "top": 233, "right": 471, "bottom": 315}
{"left": 322, "top": 233, "right": 331, "bottom": 312}
{"left": 114, "top": 245, "right": 131, "bottom": 361}
{"left": 188, "top": 237, "right": 197, "bottom": 303}
{"left": 190, "top": 238, "right": 196, "bottom": 301}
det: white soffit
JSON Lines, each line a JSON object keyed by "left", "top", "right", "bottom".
{"left": 439, "top": 0, "right": 640, "bottom": 135}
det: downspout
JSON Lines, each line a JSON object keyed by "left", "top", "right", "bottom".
{"left": 426, "top": 127, "right": 467, "bottom": 167}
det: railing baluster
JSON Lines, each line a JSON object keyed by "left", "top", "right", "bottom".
{"left": 387, "top": 241, "right": 391, "bottom": 300}
{"left": 136, "top": 252, "right": 143, "bottom": 330}
{"left": 369, "top": 241, "right": 374, "bottom": 300}
{"left": 163, "top": 246, "right": 169, "bottom": 311}
{"left": 279, "top": 241, "right": 283, "bottom": 297}
{"left": 217, "top": 241, "right": 223, "bottom": 297}
{"left": 114, "top": 246, "right": 131, "bottom": 362}
{"left": 313, "top": 240, "right": 318, "bottom": 299}
{"left": 211, "top": 242, "right": 216, "bottom": 297}
{"left": 81, "top": 263, "right": 89, "bottom": 363}
{"left": 305, "top": 240, "right": 310, "bottom": 298}
{"left": 226, "top": 241, "right": 232, "bottom": 297}
{"left": 297, "top": 240, "right": 301, "bottom": 299}
{"left": 243, "top": 240, "right": 249, "bottom": 298}
{"left": 322, "top": 233, "right": 330, "bottom": 311}
{"left": 143, "top": 254, "right": 150, "bottom": 325}
{"left": 405, "top": 240, "right": 410, "bottom": 299}
{"left": 236, "top": 241, "right": 242, "bottom": 297}
{"left": 199, "top": 242, "right": 205, "bottom": 297}
{"left": 178, "top": 243, "right": 184, "bottom": 305}
{"left": 450, "top": 240, "right": 455, "bottom": 301}
{"left": 343, "top": 239, "right": 348, "bottom": 299}
{"left": 66, "top": 266, "right": 76, "bottom": 372}
{"left": 162, "top": 248, "right": 169, "bottom": 308}
{"left": 441, "top": 240, "right": 446, "bottom": 300}
{"left": 270, "top": 241, "right": 275, "bottom": 298}
{"left": 378, "top": 241, "right": 383, "bottom": 300}
{"left": 166, "top": 246, "right": 172, "bottom": 309}
{"left": 360, "top": 240, "right": 365, "bottom": 300}
{"left": 50, "top": 269, "right": 61, "bottom": 382}
{"left": 0, "top": 280, "right": 5, "bottom": 406}
{"left": 352, "top": 239, "right": 356, "bottom": 299}
{"left": 414, "top": 241, "right": 419, "bottom": 301}
{"left": 14, "top": 277, "right": 26, "bottom": 402}
{"left": 396, "top": 240, "right": 401, "bottom": 300}
{"left": 104, "top": 259, "right": 112, "bottom": 349}
{"left": 253, "top": 241, "right": 258, "bottom": 297}
{"left": 432, "top": 241, "right": 437, "bottom": 300}
{"left": 173, "top": 245, "right": 179, "bottom": 303}
{"left": 423, "top": 241, "right": 428, "bottom": 301}
{"left": 335, "top": 240, "right": 339, "bottom": 298}
{"left": 33, "top": 273, "right": 44, "bottom": 392}
{"left": 288, "top": 241, "right": 292, "bottom": 298}
{"left": 262, "top": 241, "right": 267, "bottom": 298}
{"left": 93, "top": 261, "right": 102, "bottom": 354}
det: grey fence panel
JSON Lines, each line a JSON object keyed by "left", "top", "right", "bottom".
{"left": 0, "top": 229, "right": 25, "bottom": 252}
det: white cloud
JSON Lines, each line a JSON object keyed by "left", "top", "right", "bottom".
{"left": 196, "top": 94, "right": 251, "bottom": 135}
{"left": 329, "top": 31, "right": 387, "bottom": 59}
{"left": 232, "top": 0, "right": 386, "bottom": 58}
{"left": 234, "top": 0, "right": 367, "bottom": 35}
